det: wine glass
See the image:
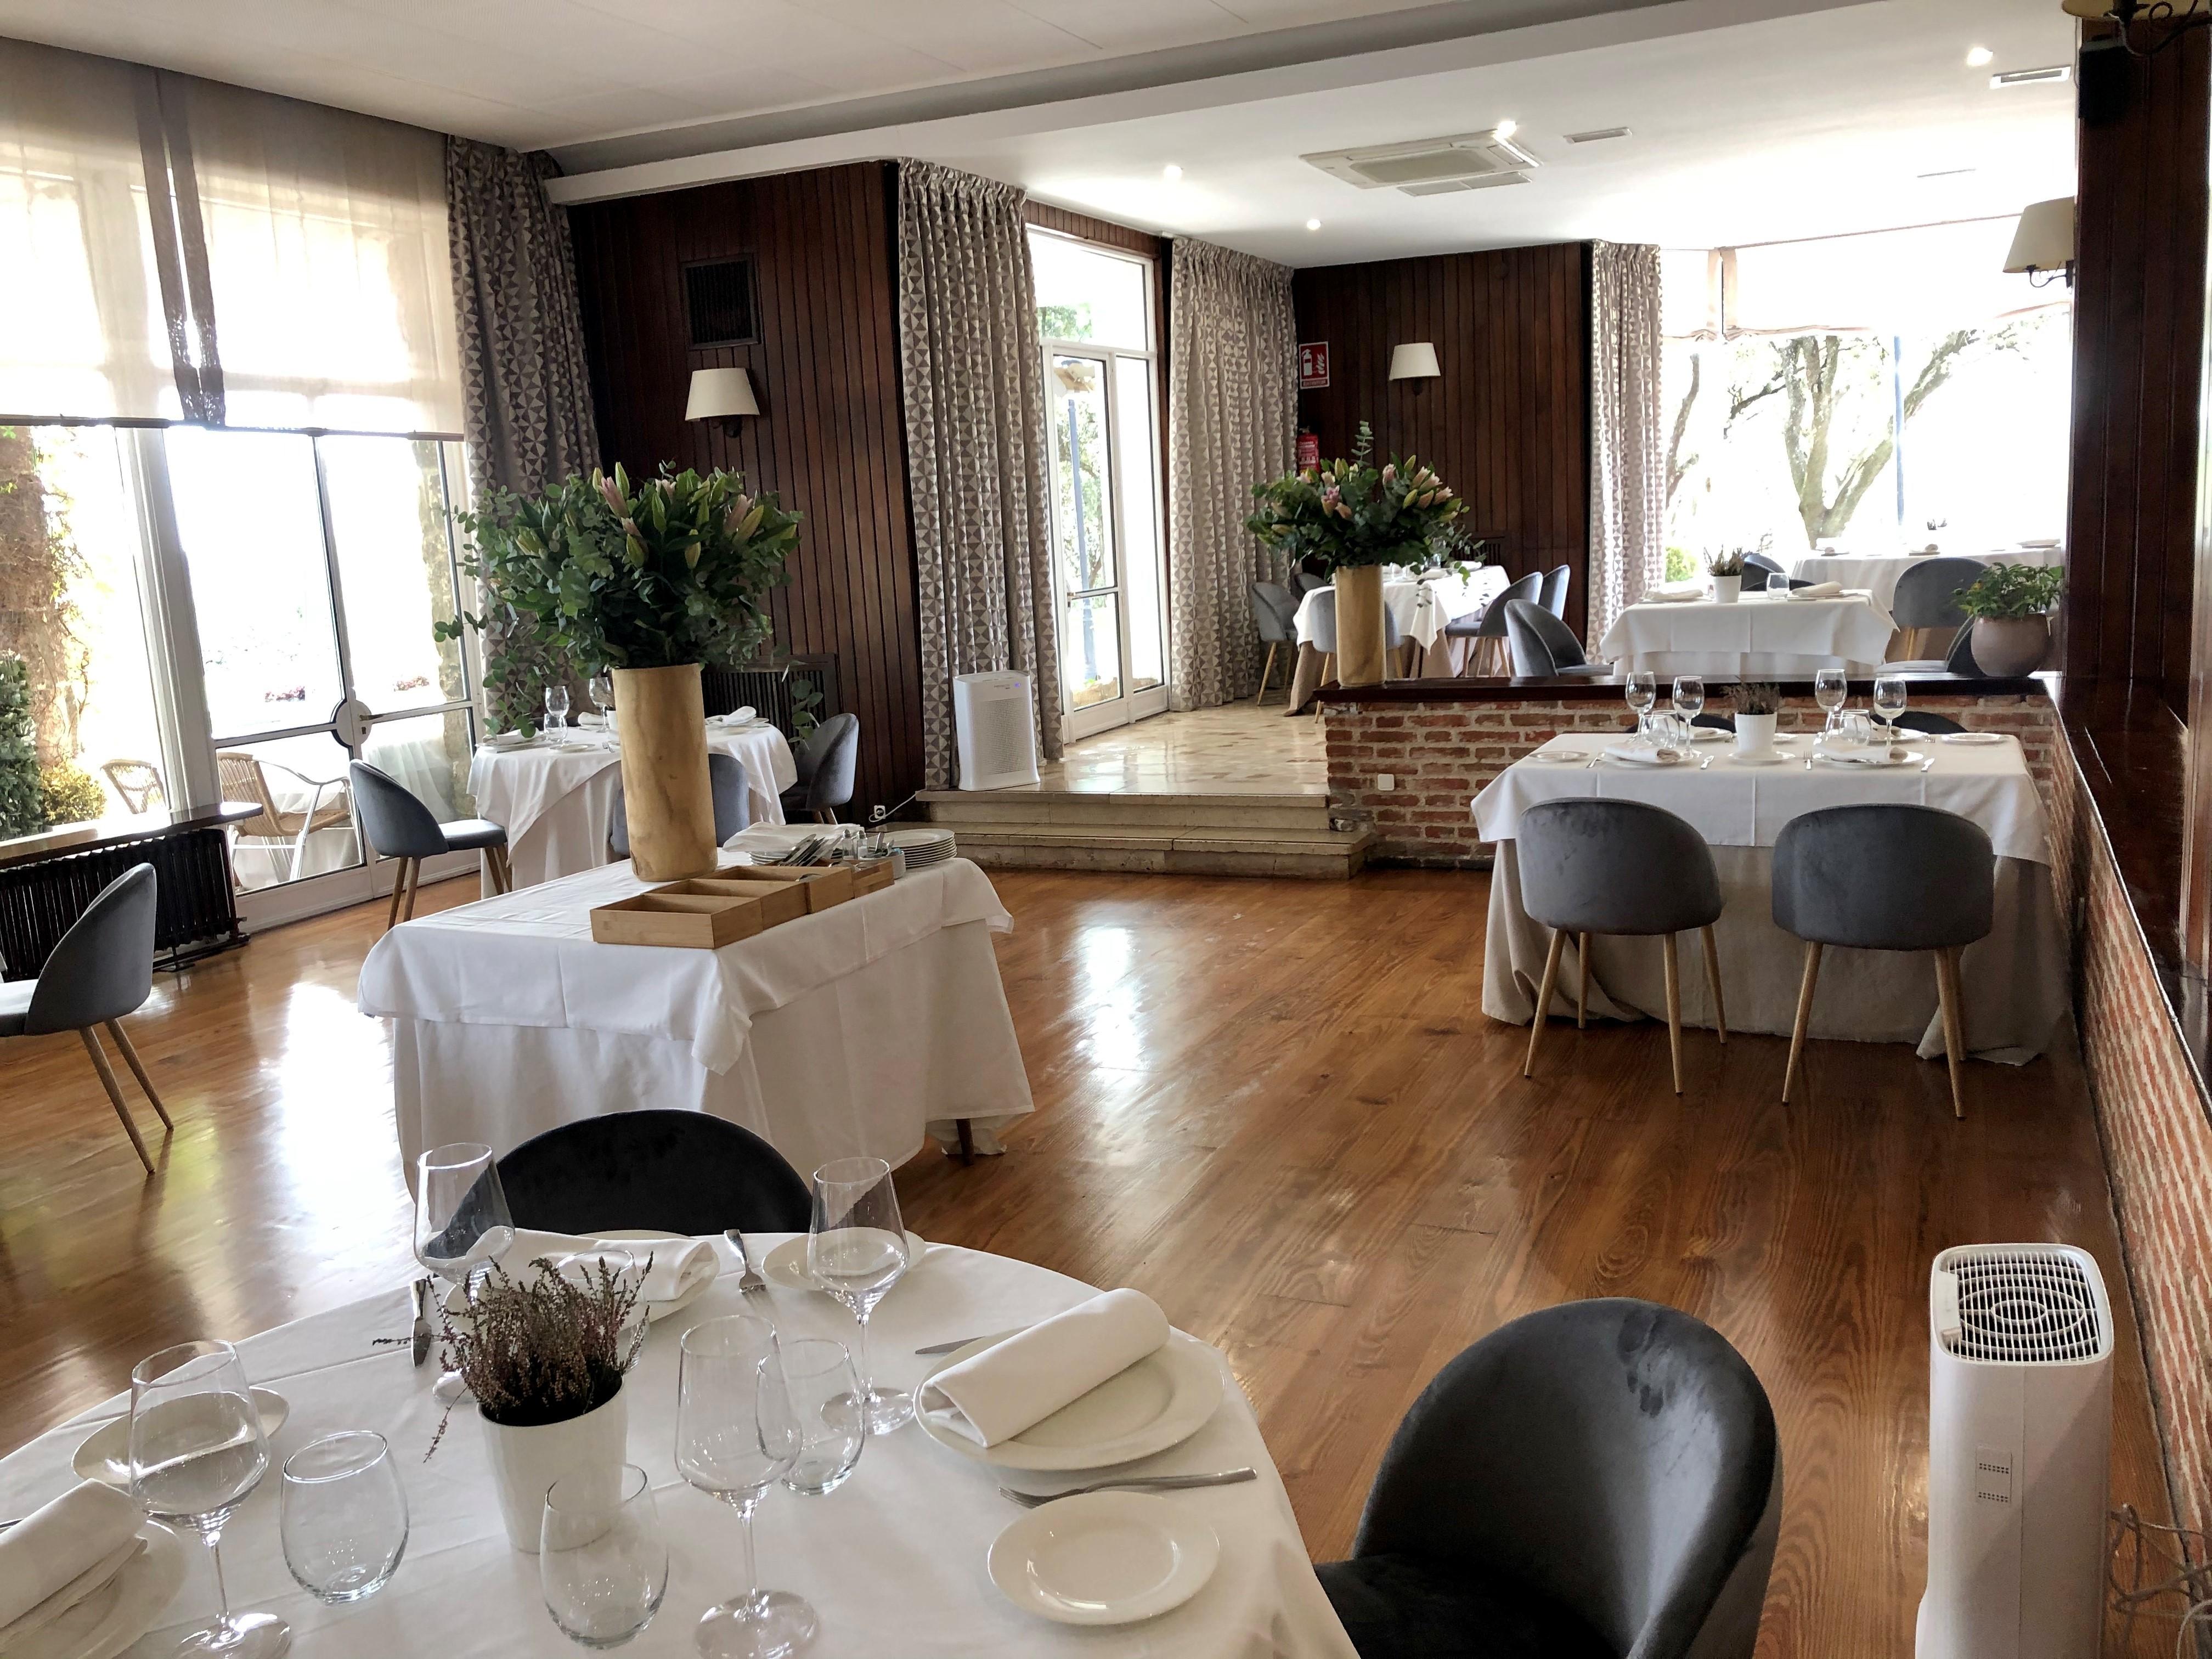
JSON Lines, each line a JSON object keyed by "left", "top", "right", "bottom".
{"left": 281, "top": 1431, "right": 408, "bottom": 1604}
{"left": 129, "top": 1340, "right": 290, "bottom": 1658}
{"left": 777, "top": 1339, "right": 866, "bottom": 1498}
{"left": 1814, "top": 669, "right": 1848, "bottom": 735}
{"left": 1872, "top": 674, "right": 1908, "bottom": 741}
{"left": 541, "top": 1464, "right": 669, "bottom": 1649}
{"left": 588, "top": 673, "right": 615, "bottom": 727}
{"left": 414, "top": 1142, "right": 515, "bottom": 1405}
{"left": 1623, "top": 672, "right": 1657, "bottom": 741}
{"left": 545, "top": 684, "right": 571, "bottom": 736}
{"left": 808, "top": 1157, "right": 912, "bottom": 1434}
{"left": 1670, "top": 675, "right": 1705, "bottom": 733}
{"left": 675, "top": 1316, "right": 815, "bottom": 1659}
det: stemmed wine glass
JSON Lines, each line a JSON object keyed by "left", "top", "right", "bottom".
{"left": 544, "top": 684, "right": 571, "bottom": 737}
{"left": 807, "top": 1158, "right": 912, "bottom": 1434}
{"left": 588, "top": 673, "right": 615, "bottom": 724}
{"left": 1623, "top": 672, "right": 1657, "bottom": 742}
{"left": 414, "top": 1142, "right": 515, "bottom": 1406}
{"left": 1872, "top": 674, "right": 1908, "bottom": 743}
{"left": 129, "top": 1340, "right": 291, "bottom": 1658}
{"left": 1814, "top": 669, "right": 1848, "bottom": 736}
{"left": 1670, "top": 675, "right": 1705, "bottom": 734}
{"left": 675, "top": 1316, "right": 814, "bottom": 1659}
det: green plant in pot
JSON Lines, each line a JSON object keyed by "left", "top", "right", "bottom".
{"left": 1953, "top": 566, "right": 2062, "bottom": 678}
{"left": 1705, "top": 548, "right": 1748, "bottom": 604}
{"left": 438, "top": 465, "right": 801, "bottom": 879}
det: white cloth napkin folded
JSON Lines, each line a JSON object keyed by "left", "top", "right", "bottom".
{"left": 503, "top": 1230, "right": 719, "bottom": 1304}
{"left": 707, "top": 707, "right": 758, "bottom": 727}
{"left": 919, "top": 1288, "right": 1170, "bottom": 1448}
{"left": 1641, "top": 583, "right": 1704, "bottom": 603}
{"left": 1814, "top": 742, "right": 1909, "bottom": 766}
{"left": 0, "top": 1481, "right": 142, "bottom": 1634}
{"left": 1602, "top": 742, "right": 1687, "bottom": 766}
{"left": 1786, "top": 581, "right": 1843, "bottom": 600}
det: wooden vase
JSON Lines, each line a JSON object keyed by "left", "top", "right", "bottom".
{"left": 1334, "top": 565, "right": 1388, "bottom": 686}
{"left": 611, "top": 664, "right": 717, "bottom": 880}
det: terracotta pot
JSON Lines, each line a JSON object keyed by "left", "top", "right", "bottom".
{"left": 1968, "top": 616, "right": 2050, "bottom": 678}
{"left": 611, "top": 664, "right": 717, "bottom": 880}
{"left": 1333, "top": 565, "right": 1388, "bottom": 686}
{"left": 481, "top": 1383, "right": 628, "bottom": 1552}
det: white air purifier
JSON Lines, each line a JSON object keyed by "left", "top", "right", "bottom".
{"left": 952, "top": 671, "right": 1041, "bottom": 791}
{"left": 1917, "top": 1243, "right": 2113, "bottom": 1659}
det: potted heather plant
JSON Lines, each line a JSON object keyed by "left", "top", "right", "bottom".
{"left": 1729, "top": 681, "right": 1783, "bottom": 755}
{"left": 1705, "top": 548, "right": 1747, "bottom": 605}
{"left": 1954, "top": 565, "right": 2062, "bottom": 677}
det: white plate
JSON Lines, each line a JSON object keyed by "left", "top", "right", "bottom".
{"left": 988, "top": 1492, "right": 1219, "bottom": 1627}
{"left": 1727, "top": 751, "right": 1791, "bottom": 766}
{"left": 1529, "top": 750, "right": 1590, "bottom": 764}
{"left": 443, "top": 1234, "right": 717, "bottom": 1324}
{"left": 1940, "top": 731, "right": 2007, "bottom": 746}
{"left": 760, "top": 1232, "right": 929, "bottom": 1294}
{"left": 74, "top": 1390, "right": 289, "bottom": 1488}
{"left": 10, "top": 1522, "right": 187, "bottom": 1659}
{"left": 1686, "top": 727, "right": 1731, "bottom": 743}
{"left": 918, "top": 1329, "right": 1225, "bottom": 1472}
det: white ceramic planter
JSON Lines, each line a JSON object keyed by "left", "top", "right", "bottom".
{"left": 1734, "top": 713, "right": 1778, "bottom": 754}
{"left": 481, "top": 1384, "right": 629, "bottom": 1552}
{"left": 1711, "top": 573, "right": 1742, "bottom": 604}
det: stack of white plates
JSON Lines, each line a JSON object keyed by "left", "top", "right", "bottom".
{"left": 886, "top": 827, "right": 955, "bottom": 870}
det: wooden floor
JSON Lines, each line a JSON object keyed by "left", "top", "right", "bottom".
{"left": 0, "top": 865, "right": 2172, "bottom": 1655}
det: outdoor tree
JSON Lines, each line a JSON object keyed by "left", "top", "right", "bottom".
{"left": 1666, "top": 352, "right": 1702, "bottom": 511}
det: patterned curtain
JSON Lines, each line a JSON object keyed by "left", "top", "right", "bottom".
{"left": 898, "top": 161, "right": 1060, "bottom": 789}
{"left": 445, "top": 140, "right": 600, "bottom": 500}
{"left": 1166, "top": 237, "right": 1295, "bottom": 710}
{"left": 1588, "top": 241, "right": 1665, "bottom": 643}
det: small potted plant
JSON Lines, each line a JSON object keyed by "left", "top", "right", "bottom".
{"left": 1706, "top": 548, "right": 1746, "bottom": 604}
{"left": 433, "top": 1259, "right": 646, "bottom": 1551}
{"left": 1954, "top": 565, "right": 2062, "bottom": 677}
{"left": 1729, "top": 681, "right": 1782, "bottom": 755}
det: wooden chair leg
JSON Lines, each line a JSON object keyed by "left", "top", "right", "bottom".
{"left": 1320, "top": 652, "right": 1334, "bottom": 687}
{"left": 1254, "top": 642, "right": 1278, "bottom": 705}
{"left": 1576, "top": 932, "right": 1590, "bottom": 1029}
{"left": 104, "top": 1019, "right": 172, "bottom": 1128}
{"left": 489, "top": 844, "right": 513, "bottom": 895}
{"left": 1524, "top": 928, "right": 1566, "bottom": 1079}
{"left": 1783, "top": 941, "right": 1823, "bottom": 1103}
{"left": 956, "top": 1117, "right": 975, "bottom": 1166}
{"left": 1701, "top": 924, "right": 1726, "bottom": 1045}
{"left": 1661, "top": 933, "right": 1684, "bottom": 1094}
{"left": 386, "top": 860, "right": 409, "bottom": 932}
{"left": 1933, "top": 945, "right": 1969, "bottom": 1119}
{"left": 80, "top": 1027, "right": 154, "bottom": 1174}
{"left": 401, "top": 857, "right": 423, "bottom": 922}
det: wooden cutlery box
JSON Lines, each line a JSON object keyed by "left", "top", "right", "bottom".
{"left": 589, "top": 859, "right": 893, "bottom": 948}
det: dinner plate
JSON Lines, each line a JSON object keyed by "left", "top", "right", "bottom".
{"left": 1727, "top": 751, "right": 1791, "bottom": 766}
{"left": 10, "top": 1522, "right": 188, "bottom": 1659}
{"left": 1530, "top": 750, "right": 1591, "bottom": 764}
{"left": 918, "top": 1329, "right": 1225, "bottom": 1471}
{"left": 442, "top": 1235, "right": 718, "bottom": 1324}
{"left": 760, "top": 1232, "right": 929, "bottom": 1294}
{"left": 74, "top": 1390, "right": 289, "bottom": 1488}
{"left": 1939, "top": 731, "right": 2006, "bottom": 746}
{"left": 988, "top": 1492, "right": 1220, "bottom": 1627}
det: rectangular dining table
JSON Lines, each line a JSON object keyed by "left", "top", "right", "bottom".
{"left": 357, "top": 839, "right": 1034, "bottom": 1180}
{"left": 1787, "top": 546, "right": 2060, "bottom": 612}
{"left": 1470, "top": 732, "right": 2069, "bottom": 1061}
{"left": 1596, "top": 589, "right": 1898, "bottom": 681}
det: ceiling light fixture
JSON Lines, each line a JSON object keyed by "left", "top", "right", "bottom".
{"left": 1162, "top": 163, "right": 1183, "bottom": 181}
{"left": 1306, "top": 218, "right": 1322, "bottom": 231}
{"left": 1493, "top": 119, "right": 1518, "bottom": 141}
{"left": 1966, "top": 45, "right": 1994, "bottom": 66}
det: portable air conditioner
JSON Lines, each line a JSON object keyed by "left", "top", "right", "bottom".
{"left": 1917, "top": 1244, "right": 2113, "bottom": 1659}
{"left": 952, "top": 671, "right": 1040, "bottom": 791}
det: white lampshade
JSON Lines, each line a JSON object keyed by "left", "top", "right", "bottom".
{"left": 685, "top": 366, "right": 759, "bottom": 421}
{"left": 2004, "top": 199, "right": 2075, "bottom": 275}
{"left": 1388, "top": 342, "right": 1441, "bottom": 381}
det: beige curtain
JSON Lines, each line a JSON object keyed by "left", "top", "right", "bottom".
{"left": 1589, "top": 241, "right": 1664, "bottom": 642}
{"left": 1166, "top": 236, "right": 1295, "bottom": 710}
{"left": 898, "top": 161, "right": 1059, "bottom": 789}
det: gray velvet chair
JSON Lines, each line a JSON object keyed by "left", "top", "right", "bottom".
{"left": 1516, "top": 798, "right": 1725, "bottom": 1093}
{"left": 1250, "top": 580, "right": 1300, "bottom": 704}
{"left": 612, "top": 752, "right": 753, "bottom": 857}
{"left": 1889, "top": 619, "right": 1984, "bottom": 678}
{"left": 1306, "top": 588, "right": 1402, "bottom": 687}
{"left": 779, "top": 712, "right": 860, "bottom": 823}
{"left": 1740, "top": 550, "right": 1786, "bottom": 592}
{"left": 1317, "top": 1297, "right": 1781, "bottom": 1659}
{"left": 1891, "top": 709, "right": 1965, "bottom": 735}
{"left": 1447, "top": 571, "right": 1542, "bottom": 676}
{"left": 1541, "top": 563, "right": 1571, "bottom": 619}
{"left": 1771, "top": 803, "right": 1994, "bottom": 1117}
{"left": 496, "top": 1109, "right": 811, "bottom": 1235}
{"left": 350, "top": 761, "right": 511, "bottom": 928}
{"left": 1891, "top": 557, "right": 1989, "bottom": 658}
{"left": 1293, "top": 566, "right": 1329, "bottom": 595}
{"left": 0, "top": 864, "right": 172, "bottom": 1174}
{"left": 1504, "top": 600, "right": 1610, "bottom": 679}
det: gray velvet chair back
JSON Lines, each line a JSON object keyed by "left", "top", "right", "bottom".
{"left": 496, "top": 1109, "right": 811, "bottom": 1235}
{"left": 612, "top": 752, "right": 752, "bottom": 857}
{"left": 1471, "top": 571, "right": 1544, "bottom": 640}
{"left": 793, "top": 713, "right": 860, "bottom": 815}
{"left": 1294, "top": 568, "right": 1328, "bottom": 594}
{"left": 1305, "top": 589, "right": 1402, "bottom": 657}
{"left": 1346, "top": 1299, "right": 1781, "bottom": 1659}
{"left": 1771, "top": 803, "right": 1993, "bottom": 951}
{"left": 1516, "top": 799, "right": 1723, "bottom": 936}
{"left": 1740, "top": 550, "right": 1784, "bottom": 592}
{"left": 1891, "top": 709, "right": 1963, "bottom": 735}
{"left": 1891, "top": 557, "right": 1989, "bottom": 631}
{"left": 1541, "top": 563, "right": 1571, "bottom": 618}
{"left": 1503, "top": 600, "right": 1593, "bottom": 676}
{"left": 1945, "top": 620, "right": 1983, "bottom": 676}
{"left": 351, "top": 761, "right": 445, "bottom": 860}
{"left": 27, "top": 864, "right": 157, "bottom": 1035}
{"left": 1250, "top": 581, "right": 1298, "bottom": 644}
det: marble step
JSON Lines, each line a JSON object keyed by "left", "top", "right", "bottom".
{"left": 917, "top": 789, "right": 1328, "bottom": 832}
{"left": 936, "top": 819, "right": 1372, "bottom": 879}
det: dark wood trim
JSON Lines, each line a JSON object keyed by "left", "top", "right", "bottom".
{"left": 1022, "top": 200, "right": 1163, "bottom": 261}
{"left": 1316, "top": 672, "right": 2050, "bottom": 705}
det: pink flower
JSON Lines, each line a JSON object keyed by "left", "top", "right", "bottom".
{"left": 597, "top": 475, "right": 625, "bottom": 515}
{"left": 1381, "top": 464, "right": 1396, "bottom": 483}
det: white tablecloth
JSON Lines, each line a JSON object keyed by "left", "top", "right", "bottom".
{"left": 1788, "top": 548, "right": 2061, "bottom": 612}
{"left": 1471, "top": 734, "right": 2067, "bottom": 1060}
{"left": 357, "top": 849, "right": 1033, "bottom": 1176}
{"left": 1596, "top": 590, "right": 1898, "bottom": 680}
{"left": 470, "top": 723, "right": 798, "bottom": 890}
{"left": 0, "top": 1242, "right": 1356, "bottom": 1659}
{"left": 1291, "top": 566, "right": 1509, "bottom": 651}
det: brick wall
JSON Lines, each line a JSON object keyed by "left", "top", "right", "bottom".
{"left": 1322, "top": 691, "right": 2060, "bottom": 866}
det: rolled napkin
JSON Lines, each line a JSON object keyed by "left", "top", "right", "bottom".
{"left": 503, "top": 1229, "right": 718, "bottom": 1304}
{"left": 1602, "top": 742, "right": 1686, "bottom": 766}
{"left": 1785, "top": 581, "right": 1843, "bottom": 600}
{"left": 0, "top": 1481, "right": 141, "bottom": 1633}
{"left": 920, "top": 1289, "right": 1171, "bottom": 1448}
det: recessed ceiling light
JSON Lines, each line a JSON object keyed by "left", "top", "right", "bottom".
{"left": 1162, "top": 163, "right": 1183, "bottom": 180}
{"left": 1306, "top": 218, "right": 1322, "bottom": 231}
{"left": 1493, "top": 119, "right": 1518, "bottom": 141}
{"left": 1966, "top": 45, "right": 1994, "bottom": 66}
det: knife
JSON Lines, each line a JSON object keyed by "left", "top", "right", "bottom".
{"left": 411, "top": 1278, "right": 433, "bottom": 1367}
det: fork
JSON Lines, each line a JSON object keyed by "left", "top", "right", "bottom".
{"left": 724, "top": 1230, "right": 767, "bottom": 1295}
{"left": 998, "top": 1469, "right": 1259, "bottom": 1508}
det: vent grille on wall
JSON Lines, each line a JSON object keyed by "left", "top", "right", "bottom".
{"left": 684, "top": 258, "right": 758, "bottom": 348}
{"left": 1399, "top": 173, "right": 1529, "bottom": 196}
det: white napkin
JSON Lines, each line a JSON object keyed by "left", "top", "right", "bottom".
{"left": 1814, "top": 742, "right": 1909, "bottom": 766}
{"left": 0, "top": 1481, "right": 141, "bottom": 1632}
{"left": 1786, "top": 581, "right": 1843, "bottom": 600}
{"left": 707, "top": 707, "right": 758, "bottom": 727}
{"left": 1602, "top": 742, "right": 1688, "bottom": 766}
{"left": 1641, "top": 583, "right": 1703, "bottom": 603}
{"left": 503, "top": 1230, "right": 718, "bottom": 1304}
{"left": 919, "top": 1288, "right": 1170, "bottom": 1448}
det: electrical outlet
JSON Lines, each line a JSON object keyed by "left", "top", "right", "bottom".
{"left": 1378, "top": 773, "right": 1396, "bottom": 791}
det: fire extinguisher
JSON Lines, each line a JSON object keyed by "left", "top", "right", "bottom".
{"left": 1296, "top": 429, "right": 1320, "bottom": 471}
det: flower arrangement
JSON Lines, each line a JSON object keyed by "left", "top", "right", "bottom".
{"left": 430, "top": 1259, "right": 646, "bottom": 1448}
{"left": 1244, "top": 422, "right": 1477, "bottom": 574}
{"left": 1954, "top": 565, "right": 2062, "bottom": 620}
{"left": 1705, "top": 548, "right": 1747, "bottom": 578}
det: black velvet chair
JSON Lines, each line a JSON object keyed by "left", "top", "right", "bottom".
{"left": 1517, "top": 798, "right": 1725, "bottom": 1093}
{"left": 352, "top": 760, "right": 511, "bottom": 925}
{"left": 1771, "top": 803, "right": 1994, "bottom": 1118}
{"left": 1739, "top": 550, "right": 1786, "bottom": 592}
{"left": 1503, "top": 600, "right": 1609, "bottom": 679}
{"left": 1317, "top": 1298, "right": 1781, "bottom": 1659}
{"left": 495, "top": 1110, "right": 811, "bottom": 1235}
{"left": 780, "top": 713, "right": 860, "bottom": 824}
{"left": 1891, "top": 709, "right": 1965, "bottom": 735}
{"left": 610, "top": 752, "right": 753, "bottom": 857}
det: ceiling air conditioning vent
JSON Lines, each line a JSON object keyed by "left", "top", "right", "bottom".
{"left": 1303, "top": 130, "right": 1540, "bottom": 192}
{"left": 1991, "top": 65, "right": 2070, "bottom": 87}
{"left": 1565, "top": 127, "right": 1630, "bottom": 144}
{"left": 1398, "top": 173, "right": 1530, "bottom": 196}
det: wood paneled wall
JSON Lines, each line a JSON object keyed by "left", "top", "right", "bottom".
{"left": 568, "top": 163, "right": 923, "bottom": 812}
{"left": 1292, "top": 244, "right": 1590, "bottom": 637}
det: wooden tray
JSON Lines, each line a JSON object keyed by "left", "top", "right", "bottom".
{"left": 710, "top": 862, "right": 856, "bottom": 912}
{"left": 587, "top": 859, "right": 891, "bottom": 948}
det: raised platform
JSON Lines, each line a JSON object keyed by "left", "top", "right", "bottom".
{"left": 920, "top": 787, "right": 1370, "bottom": 878}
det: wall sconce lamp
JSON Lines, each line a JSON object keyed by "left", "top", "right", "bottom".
{"left": 2004, "top": 198, "right": 2075, "bottom": 288}
{"left": 685, "top": 366, "right": 759, "bottom": 437}
{"left": 2062, "top": 0, "right": 2211, "bottom": 58}
{"left": 1389, "top": 342, "right": 1441, "bottom": 392}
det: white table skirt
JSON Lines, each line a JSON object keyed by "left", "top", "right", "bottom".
{"left": 1789, "top": 548, "right": 2060, "bottom": 612}
{"left": 0, "top": 1242, "right": 1357, "bottom": 1659}
{"left": 1597, "top": 591, "right": 1897, "bottom": 680}
{"left": 1292, "top": 566, "right": 1508, "bottom": 651}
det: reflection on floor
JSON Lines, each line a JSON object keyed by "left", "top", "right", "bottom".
{"left": 1041, "top": 702, "right": 1323, "bottom": 795}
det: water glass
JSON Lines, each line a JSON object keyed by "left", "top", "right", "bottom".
{"left": 1835, "top": 712, "right": 1874, "bottom": 750}
{"left": 1623, "top": 671, "right": 1657, "bottom": 738}
{"left": 281, "top": 1431, "right": 408, "bottom": 1603}
{"left": 414, "top": 1142, "right": 515, "bottom": 1404}
{"left": 1670, "top": 675, "right": 1705, "bottom": 726}
{"left": 1872, "top": 674, "right": 1908, "bottom": 736}
{"left": 777, "top": 1339, "right": 866, "bottom": 1497}
{"left": 808, "top": 1156, "right": 913, "bottom": 1434}
{"left": 541, "top": 1464, "right": 669, "bottom": 1649}
{"left": 545, "top": 684, "right": 571, "bottom": 734}
{"left": 588, "top": 673, "right": 616, "bottom": 722}
{"left": 1814, "top": 669, "right": 1848, "bottom": 732}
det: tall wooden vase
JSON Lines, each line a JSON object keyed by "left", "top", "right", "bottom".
{"left": 1333, "top": 565, "right": 1388, "bottom": 686}
{"left": 611, "top": 664, "right": 717, "bottom": 880}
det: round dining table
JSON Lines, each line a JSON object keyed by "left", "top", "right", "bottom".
{"left": 0, "top": 1238, "right": 1356, "bottom": 1658}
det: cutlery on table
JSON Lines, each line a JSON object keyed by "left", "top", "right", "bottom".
{"left": 998, "top": 1469, "right": 1260, "bottom": 1508}
{"left": 410, "top": 1277, "right": 432, "bottom": 1367}
{"left": 1920, "top": 755, "right": 1936, "bottom": 772}
{"left": 724, "top": 1229, "right": 767, "bottom": 1295}
{"left": 916, "top": 1331, "right": 1007, "bottom": 1357}
{"left": 1699, "top": 754, "right": 1714, "bottom": 770}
